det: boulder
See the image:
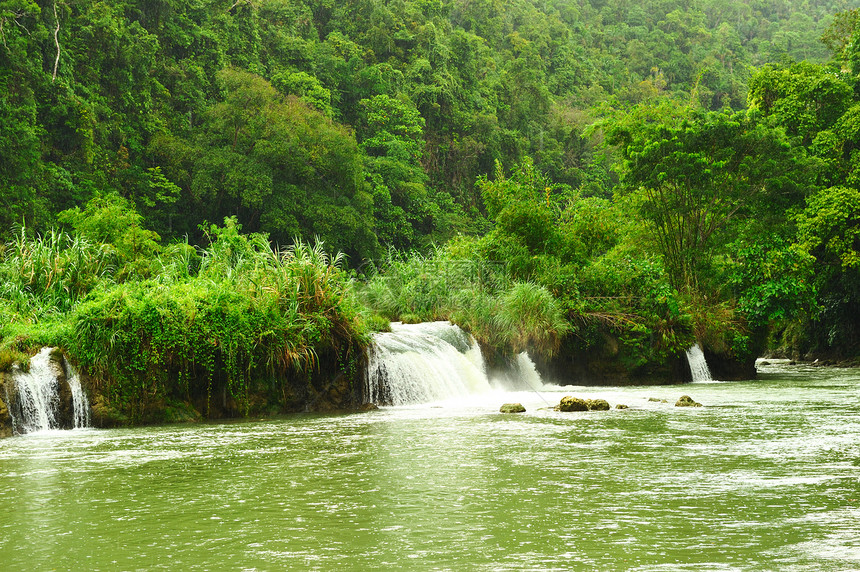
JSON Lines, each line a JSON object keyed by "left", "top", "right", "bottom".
{"left": 359, "top": 402, "right": 380, "bottom": 411}
{"left": 615, "top": 404, "right": 629, "bottom": 410}
{"left": 500, "top": 403, "right": 526, "bottom": 413}
{"left": 586, "top": 399, "right": 610, "bottom": 411}
{"left": 555, "top": 396, "right": 589, "bottom": 412}
{"left": 675, "top": 395, "right": 702, "bottom": 407}
{"left": 648, "top": 397, "right": 668, "bottom": 403}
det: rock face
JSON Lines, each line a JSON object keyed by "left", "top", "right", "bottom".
{"left": 534, "top": 335, "right": 693, "bottom": 385}
{"left": 500, "top": 403, "right": 526, "bottom": 413}
{"left": 0, "top": 373, "right": 11, "bottom": 438}
{"left": 675, "top": 395, "right": 702, "bottom": 407}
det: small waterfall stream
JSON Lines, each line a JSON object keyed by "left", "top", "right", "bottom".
{"left": 686, "top": 343, "right": 714, "bottom": 383}
{"left": 366, "top": 322, "right": 493, "bottom": 405}
{"left": 6, "top": 347, "right": 90, "bottom": 434}
{"left": 8, "top": 347, "right": 60, "bottom": 433}
{"left": 65, "top": 358, "right": 91, "bottom": 429}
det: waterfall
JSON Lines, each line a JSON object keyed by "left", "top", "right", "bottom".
{"left": 8, "top": 347, "right": 60, "bottom": 433}
{"left": 514, "top": 352, "right": 543, "bottom": 390}
{"left": 7, "top": 347, "right": 91, "bottom": 434}
{"left": 686, "top": 343, "right": 713, "bottom": 383}
{"left": 365, "top": 321, "right": 492, "bottom": 405}
{"left": 65, "top": 358, "right": 91, "bottom": 429}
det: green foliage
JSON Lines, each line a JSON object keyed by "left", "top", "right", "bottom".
{"left": 67, "top": 218, "right": 367, "bottom": 421}
{"left": 748, "top": 61, "right": 853, "bottom": 144}
{"left": 3, "top": 0, "right": 860, "bottom": 383}
{"left": 358, "top": 243, "right": 568, "bottom": 360}
{"left": 611, "top": 106, "right": 810, "bottom": 294}
{"left": 58, "top": 192, "right": 161, "bottom": 279}
{"left": 0, "top": 226, "right": 113, "bottom": 318}
{"left": 797, "top": 186, "right": 860, "bottom": 270}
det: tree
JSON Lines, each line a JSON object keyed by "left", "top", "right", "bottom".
{"left": 793, "top": 186, "right": 860, "bottom": 355}
{"left": 152, "top": 68, "right": 379, "bottom": 260}
{"left": 610, "top": 107, "right": 810, "bottom": 294}
{"left": 357, "top": 93, "right": 428, "bottom": 249}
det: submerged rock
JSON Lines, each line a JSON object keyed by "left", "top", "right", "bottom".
{"left": 648, "top": 397, "right": 668, "bottom": 403}
{"left": 586, "top": 399, "right": 610, "bottom": 411}
{"left": 500, "top": 403, "right": 526, "bottom": 413}
{"left": 359, "top": 402, "right": 380, "bottom": 411}
{"left": 675, "top": 395, "right": 702, "bottom": 407}
{"left": 555, "top": 396, "right": 589, "bottom": 412}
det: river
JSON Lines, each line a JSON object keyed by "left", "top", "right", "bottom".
{"left": 1, "top": 360, "right": 859, "bottom": 570}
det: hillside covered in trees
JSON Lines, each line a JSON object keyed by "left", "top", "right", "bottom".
{"left": 2, "top": 0, "right": 860, "bottom": 420}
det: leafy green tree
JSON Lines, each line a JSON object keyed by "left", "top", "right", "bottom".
{"left": 610, "top": 106, "right": 810, "bottom": 294}
{"left": 748, "top": 61, "right": 853, "bottom": 144}
{"left": 793, "top": 186, "right": 860, "bottom": 355}
{"left": 357, "top": 93, "right": 428, "bottom": 249}
{"left": 152, "top": 68, "right": 378, "bottom": 260}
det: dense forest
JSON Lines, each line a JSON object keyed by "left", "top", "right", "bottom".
{"left": 2, "top": 0, "right": 860, "bottom": 420}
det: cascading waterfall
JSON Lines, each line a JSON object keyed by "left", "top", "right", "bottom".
{"left": 686, "top": 343, "right": 714, "bottom": 383}
{"left": 8, "top": 347, "right": 60, "bottom": 433}
{"left": 365, "top": 321, "right": 493, "bottom": 405}
{"left": 514, "top": 352, "right": 543, "bottom": 390}
{"left": 7, "top": 347, "right": 91, "bottom": 434}
{"left": 65, "top": 358, "right": 91, "bottom": 429}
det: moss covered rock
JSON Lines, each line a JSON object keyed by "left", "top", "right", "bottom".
{"left": 555, "top": 396, "right": 589, "bottom": 412}
{"left": 586, "top": 399, "right": 610, "bottom": 411}
{"left": 615, "top": 404, "right": 629, "bottom": 410}
{"left": 500, "top": 402, "right": 526, "bottom": 413}
{"left": 675, "top": 395, "right": 702, "bottom": 407}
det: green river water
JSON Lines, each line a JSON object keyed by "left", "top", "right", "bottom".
{"left": 1, "top": 360, "right": 859, "bottom": 571}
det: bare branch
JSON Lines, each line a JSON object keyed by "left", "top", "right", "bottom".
{"left": 226, "top": 0, "right": 251, "bottom": 13}
{"left": 12, "top": 12, "right": 30, "bottom": 34}
{"left": 51, "top": 1, "right": 60, "bottom": 82}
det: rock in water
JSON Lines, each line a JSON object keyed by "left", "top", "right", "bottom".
{"left": 586, "top": 399, "right": 610, "bottom": 411}
{"left": 615, "top": 404, "right": 629, "bottom": 410}
{"left": 555, "top": 396, "right": 589, "bottom": 412}
{"left": 500, "top": 403, "right": 526, "bottom": 413}
{"left": 675, "top": 395, "right": 702, "bottom": 407}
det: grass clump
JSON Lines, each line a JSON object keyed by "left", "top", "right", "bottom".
{"left": 67, "top": 218, "right": 368, "bottom": 421}
{"left": 358, "top": 243, "right": 569, "bottom": 361}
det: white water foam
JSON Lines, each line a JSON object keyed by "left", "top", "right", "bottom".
{"left": 365, "top": 322, "right": 493, "bottom": 406}
{"left": 686, "top": 343, "right": 714, "bottom": 383}
{"left": 9, "top": 347, "right": 60, "bottom": 433}
{"left": 64, "top": 358, "right": 91, "bottom": 429}
{"left": 514, "top": 352, "right": 544, "bottom": 390}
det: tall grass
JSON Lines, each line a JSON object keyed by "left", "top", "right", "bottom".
{"left": 68, "top": 220, "right": 367, "bottom": 420}
{"left": 0, "top": 227, "right": 114, "bottom": 319}
{"left": 358, "top": 246, "right": 570, "bottom": 360}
